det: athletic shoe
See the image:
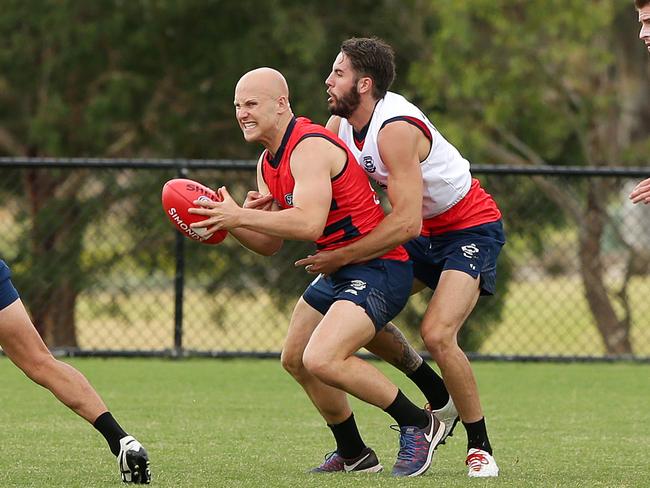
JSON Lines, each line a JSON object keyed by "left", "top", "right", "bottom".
{"left": 309, "top": 446, "right": 383, "bottom": 473}
{"left": 425, "top": 397, "right": 460, "bottom": 445}
{"left": 118, "top": 436, "right": 151, "bottom": 484}
{"left": 466, "top": 448, "right": 499, "bottom": 477}
{"left": 391, "top": 410, "right": 445, "bottom": 477}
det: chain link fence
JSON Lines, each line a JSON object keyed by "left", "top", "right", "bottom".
{"left": 1, "top": 159, "right": 648, "bottom": 361}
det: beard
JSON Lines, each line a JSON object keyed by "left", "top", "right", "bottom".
{"left": 328, "top": 84, "right": 361, "bottom": 119}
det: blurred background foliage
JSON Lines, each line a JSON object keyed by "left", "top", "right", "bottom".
{"left": 0, "top": 0, "right": 648, "bottom": 355}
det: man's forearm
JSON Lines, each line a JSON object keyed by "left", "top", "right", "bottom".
{"left": 238, "top": 207, "right": 323, "bottom": 242}
{"left": 229, "top": 227, "right": 282, "bottom": 256}
{"left": 339, "top": 212, "right": 420, "bottom": 264}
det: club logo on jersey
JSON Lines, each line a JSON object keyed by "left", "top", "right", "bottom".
{"left": 284, "top": 193, "right": 293, "bottom": 206}
{"left": 362, "top": 156, "right": 376, "bottom": 174}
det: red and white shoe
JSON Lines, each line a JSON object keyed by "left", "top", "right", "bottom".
{"left": 466, "top": 448, "right": 499, "bottom": 477}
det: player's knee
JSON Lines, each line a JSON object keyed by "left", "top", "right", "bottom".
{"left": 280, "top": 347, "right": 307, "bottom": 379}
{"left": 22, "top": 352, "right": 56, "bottom": 386}
{"left": 301, "top": 348, "right": 321, "bottom": 375}
{"left": 421, "top": 325, "right": 456, "bottom": 359}
{"left": 302, "top": 348, "right": 336, "bottom": 384}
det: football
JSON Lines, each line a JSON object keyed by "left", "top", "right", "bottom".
{"left": 161, "top": 178, "right": 228, "bottom": 245}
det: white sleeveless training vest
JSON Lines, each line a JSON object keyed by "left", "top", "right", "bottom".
{"left": 338, "top": 91, "right": 472, "bottom": 219}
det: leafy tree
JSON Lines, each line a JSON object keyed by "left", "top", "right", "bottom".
{"left": 410, "top": 0, "right": 650, "bottom": 353}
{"left": 0, "top": 0, "right": 432, "bottom": 346}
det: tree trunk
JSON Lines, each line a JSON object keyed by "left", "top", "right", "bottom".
{"left": 30, "top": 280, "right": 79, "bottom": 347}
{"left": 578, "top": 184, "right": 632, "bottom": 355}
{"left": 24, "top": 168, "right": 80, "bottom": 348}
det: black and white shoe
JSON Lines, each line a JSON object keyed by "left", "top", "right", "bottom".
{"left": 310, "top": 446, "right": 383, "bottom": 473}
{"left": 118, "top": 436, "right": 151, "bottom": 484}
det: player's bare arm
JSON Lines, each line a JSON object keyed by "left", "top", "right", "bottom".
{"left": 193, "top": 138, "right": 334, "bottom": 241}
{"left": 243, "top": 191, "right": 274, "bottom": 211}
{"left": 226, "top": 158, "right": 283, "bottom": 254}
{"left": 325, "top": 115, "right": 341, "bottom": 135}
{"left": 236, "top": 137, "right": 334, "bottom": 239}
{"left": 296, "top": 121, "right": 423, "bottom": 274}
{"left": 189, "top": 156, "right": 283, "bottom": 255}
{"left": 242, "top": 157, "right": 276, "bottom": 212}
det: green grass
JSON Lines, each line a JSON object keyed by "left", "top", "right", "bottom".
{"left": 0, "top": 358, "right": 647, "bottom": 487}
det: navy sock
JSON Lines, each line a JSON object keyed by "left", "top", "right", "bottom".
{"left": 328, "top": 413, "right": 366, "bottom": 459}
{"left": 406, "top": 361, "right": 449, "bottom": 410}
{"left": 93, "top": 412, "right": 128, "bottom": 456}
{"left": 463, "top": 417, "right": 493, "bottom": 454}
{"left": 384, "top": 390, "right": 429, "bottom": 428}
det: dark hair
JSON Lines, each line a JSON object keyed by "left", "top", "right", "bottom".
{"left": 637, "top": 0, "right": 650, "bottom": 8}
{"left": 340, "top": 37, "right": 395, "bottom": 99}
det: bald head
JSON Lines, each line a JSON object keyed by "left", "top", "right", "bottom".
{"left": 234, "top": 67, "right": 293, "bottom": 149}
{"left": 235, "top": 67, "right": 289, "bottom": 100}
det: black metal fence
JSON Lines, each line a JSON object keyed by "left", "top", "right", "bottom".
{"left": 1, "top": 158, "right": 648, "bottom": 361}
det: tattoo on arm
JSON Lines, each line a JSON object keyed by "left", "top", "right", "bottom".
{"left": 381, "top": 323, "right": 423, "bottom": 374}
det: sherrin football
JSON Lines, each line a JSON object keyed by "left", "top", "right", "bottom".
{"left": 161, "top": 178, "right": 228, "bottom": 245}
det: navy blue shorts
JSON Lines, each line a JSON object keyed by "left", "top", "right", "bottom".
{"left": 302, "top": 258, "right": 413, "bottom": 331}
{"left": 404, "top": 220, "right": 506, "bottom": 296}
{"left": 0, "top": 260, "right": 20, "bottom": 310}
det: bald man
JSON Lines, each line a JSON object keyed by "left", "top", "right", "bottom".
{"left": 189, "top": 68, "right": 446, "bottom": 477}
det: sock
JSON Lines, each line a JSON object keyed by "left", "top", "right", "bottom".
{"left": 383, "top": 390, "right": 429, "bottom": 428}
{"left": 463, "top": 417, "right": 493, "bottom": 454}
{"left": 328, "top": 413, "right": 366, "bottom": 459}
{"left": 93, "top": 412, "right": 128, "bottom": 456}
{"left": 406, "top": 361, "right": 449, "bottom": 410}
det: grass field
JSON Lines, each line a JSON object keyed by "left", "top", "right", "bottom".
{"left": 0, "top": 358, "right": 648, "bottom": 487}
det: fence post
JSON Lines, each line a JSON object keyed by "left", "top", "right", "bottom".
{"left": 172, "top": 167, "right": 188, "bottom": 358}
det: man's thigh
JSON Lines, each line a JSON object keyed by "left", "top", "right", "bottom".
{"left": 405, "top": 220, "right": 505, "bottom": 296}
{"left": 309, "top": 299, "right": 376, "bottom": 361}
{"left": 0, "top": 299, "right": 51, "bottom": 367}
{"left": 0, "top": 260, "right": 19, "bottom": 312}
{"left": 303, "top": 259, "right": 413, "bottom": 332}
{"left": 283, "top": 296, "right": 324, "bottom": 359}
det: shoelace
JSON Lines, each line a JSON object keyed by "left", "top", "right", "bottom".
{"left": 322, "top": 451, "right": 337, "bottom": 461}
{"left": 319, "top": 451, "right": 343, "bottom": 469}
{"left": 390, "top": 425, "right": 419, "bottom": 461}
{"left": 466, "top": 451, "right": 489, "bottom": 470}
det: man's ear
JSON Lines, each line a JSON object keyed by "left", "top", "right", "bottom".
{"left": 277, "top": 95, "right": 290, "bottom": 114}
{"left": 357, "top": 77, "right": 373, "bottom": 95}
